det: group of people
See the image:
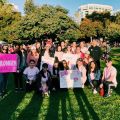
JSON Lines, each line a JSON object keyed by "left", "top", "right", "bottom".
{"left": 0, "top": 39, "right": 117, "bottom": 97}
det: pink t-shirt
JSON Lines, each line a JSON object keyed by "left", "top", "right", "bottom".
{"left": 90, "top": 72, "right": 95, "bottom": 80}
{"left": 103, "top": 66, "right": 117, "bottom": 86}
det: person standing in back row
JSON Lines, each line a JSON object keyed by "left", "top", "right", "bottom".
{"left": 89, "top": 39, "right": 102, "bottom": 69}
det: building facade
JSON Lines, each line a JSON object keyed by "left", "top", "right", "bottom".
{"left": 75, "top": 4, "right": 113, "bottom": 23}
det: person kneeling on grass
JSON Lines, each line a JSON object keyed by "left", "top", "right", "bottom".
{"left": 37, "top": 63, "right": 52, "bottom": 97}
{"left": 23, "top": 59, "right": 39, "bottom": 92}
{"left": 88, "top": 61, "right": 101, "bottom": 94}
{"left": 100, "top": 58, "right": 117, "bottom": 97}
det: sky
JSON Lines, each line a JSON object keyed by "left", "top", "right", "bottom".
{"left": 9, "top": 0, "right": 120, "bottom": 16}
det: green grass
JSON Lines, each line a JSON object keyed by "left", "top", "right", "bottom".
{"left": 0, "top": 48, "right": 120, "bottom": 120}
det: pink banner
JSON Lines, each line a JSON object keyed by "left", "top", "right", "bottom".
{"left": 0, "top": 54, "right": 17, "bottom": 73}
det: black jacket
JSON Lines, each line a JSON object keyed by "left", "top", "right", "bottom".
{"left": 36, "top": 70, "right": 52, "bottom": 90}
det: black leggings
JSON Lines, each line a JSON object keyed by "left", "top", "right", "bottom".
{"left": 26, "top": 81, "right": 37, "bottom": 92}
{"left": 90, "top": 80, "right": 99, "bottom": 90}
{"left": 14, "top": 72, "right": 23, "bottom": 89}
{"left": 52, "top": 77, "right": 60, "bottom": 90}
{"left": 103, "top": 81, "right": 112, "bottom": 94}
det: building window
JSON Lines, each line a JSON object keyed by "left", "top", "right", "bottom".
{"left": 89, "top": 7, "right": 93, "bottom": 9}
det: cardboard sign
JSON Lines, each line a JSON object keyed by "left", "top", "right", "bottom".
{"left": 0, "top": 54, "right": 17, "bottom": 73}
{"left": 59, "top": 70, "right": 83, "bottom": 88}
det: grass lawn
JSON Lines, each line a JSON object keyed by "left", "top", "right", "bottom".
{"left": 0, "top": 48, "right": 120, "bottom": 120}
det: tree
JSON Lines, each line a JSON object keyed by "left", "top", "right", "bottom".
{"left": 105, "top": 22, "right": 120, "bottom": 42}
{"left": 0, "top": 0, "right": 7, "bottom": 4}
{"left": 24, "top": 0, "right": 35, "bottom": 14}
{"left": 79, "top": 18, "right": 104, "bottom": 39}
{"left": 17, "top": 5, "right": 82, "bottom": 42}
{"left": 115, "top": 12, "right": 120, "bottom": 25}
{"left": 86, "top": 12, "right": 116, "bottom": 28}
{"left": 0, "top": 3, "right": 21, "bottom": 42}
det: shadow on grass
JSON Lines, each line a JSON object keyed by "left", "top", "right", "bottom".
{"left": 0, "top": 91, "right": 25, "bottom": 120}
{"left": 67, "top": 90, "right": 76, "bottom": 120}
{"left": 61, "top": 89, "right": 68, "bottom": 120}
{"left": 45, "top": 89, "right": 76, "bottom": 120}
{"left": 45, "top": 91, "right": 60, "bottom": 120}
{"left": 74, "top": 88, "right": 100, "bottom": 120}
{"left": 45, "top": 89, "right": 69, "bottom": 120}
{"left": 17, "top": 93, "right": 43, "bottom": 120}
{"left": 0, "top": 73, "right": 25, "bottom": 120}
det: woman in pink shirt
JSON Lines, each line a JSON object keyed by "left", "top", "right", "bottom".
{"left": 88, "top": 61, "right": 101, "bottom": 94}
{"left": 100, "top": 58, "right": 117, "bottom": 97}
{"left": 76, "top": 46, "right": 85, "bottom": 59}
{"left": 27, "top": 46, "right": 39, "bottom": 67}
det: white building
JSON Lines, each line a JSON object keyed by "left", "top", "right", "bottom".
{"left": 75, "top": 4, "right": 113, "bottom": 23}
{"left": 112, "top": 9, "right": 120, "bottom": 16}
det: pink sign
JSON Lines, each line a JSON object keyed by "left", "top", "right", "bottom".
{"left": 0, "top": 54, "right": 17, "bottom": 73}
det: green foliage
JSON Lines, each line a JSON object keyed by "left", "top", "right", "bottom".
{"left": 86, "top": 12, "right": 115, "bottom": 23}
{"left": 17, "top": 5, "right": 81, "bottom": 41}
{"left": 0, "top": 3, "right": 21, "bottom": 42}
{"left": 24, "top": 0, "right": 36, "bottom": 14}
{"left": 86, "top": 11, "right": 116, "bottom": 29}
{"left": 105, "top": 22, "right": 120, "bottom": 42}
{"left": 1, "top": 1, "right": 120, "bottom": 42}
{"left": 115, "top": 12, "right": 120, "bottom": 25}
{"left": 84, "top": 12, "right": 120, "bottom": 41}
{"left": 80, "top": 18, "right": 104, "bottom": 38}
{"left": 0, "top": 0, "right": 7, "bottom": 4}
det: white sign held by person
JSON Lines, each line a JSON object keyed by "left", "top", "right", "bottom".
{"left": 62, "top": 53, "right": 78, "bottom": 69}
{"left": 60, "top": 70, "right": 83, "bottom": 88}
{"left": 40, "top": 56, "right": 54, "bottom": 72}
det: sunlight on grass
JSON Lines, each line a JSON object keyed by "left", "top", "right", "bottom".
{"left": 58, "top": 98, "right": 62, "bottom": 120}
{"left": 10, "top": 92, "right": 34, "bottom": 119}
{"left": 0, "top": 48, "right": 120, "bottom": 120}
{"left": 37, "top": 97, "right": 49, "bottom": 120}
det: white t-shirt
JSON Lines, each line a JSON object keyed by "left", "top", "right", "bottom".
{"left": 23, "top": 67, "right": 39, "bottom": 81}
{"left": 41, "top": 72, "right": 48, "bottom": 83}
{"left": 44, "top": 51, "right": 50, "bottom": 57}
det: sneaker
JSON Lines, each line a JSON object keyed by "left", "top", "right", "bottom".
{"left": 52, "top": 88, "right": 56, "bottom": 91}
{"left": 15, "top": 88, "right": 19, "bottom": 93}
{"left": 20, "top": 88, "right": 24, "bottom": 92}
{"left": 93, "top": 89, "right": 97, "bottom": 94}
{"left": 48, "top": 91, "right": 50, "bottom": 94}
{"left": 104, "top": 93, "right": 110, "bottom": 97}
{"left": 45, "top": 92, "right": 49, "bottom": 97}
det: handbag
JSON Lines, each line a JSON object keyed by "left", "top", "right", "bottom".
{"left": 99, "top": 87, "right": 104, "bottom": 96}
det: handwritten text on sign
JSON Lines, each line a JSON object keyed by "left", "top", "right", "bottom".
{"left": 59, "top": 70, "right": 83, "bottom": 88}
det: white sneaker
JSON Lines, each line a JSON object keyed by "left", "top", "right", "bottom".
{"left": 93, "top": 89, "right": 97, "bottom": 94}
{"left": 52, "top": 88, "right": 56, "bottom": 91}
